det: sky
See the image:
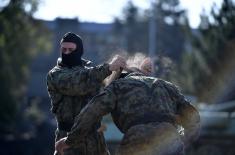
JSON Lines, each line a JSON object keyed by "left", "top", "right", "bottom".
{"left": 33, "top": 0, "right": 223, "bottom": 28}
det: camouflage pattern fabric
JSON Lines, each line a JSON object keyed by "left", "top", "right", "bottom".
{"left": 47, "top": 59, "right": 111, "bottom": 155}
{"left": 65, "top": 72, "right": 200, "bottom": 155}
{"left": 116, "top": 122, "right": 184, "bottom": 155}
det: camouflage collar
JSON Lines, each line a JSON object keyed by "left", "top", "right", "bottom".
{"left": 126, "top": 72, "right": 158, "bottom": 88}
{"left": 125, "top": 72, "right": 145, "bottom": 78}
{"left": 57, "top": 57, "right": 92, "bottom": 68}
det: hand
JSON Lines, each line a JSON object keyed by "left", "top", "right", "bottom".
{"left": 55, "top": 137, "right": 70, "bottom": 155}
{"left": 109, "top": 55, "right": 126, "bottom": 71}
{"left": 140, "top": 57, "right": 153, "bottom": 75}
{"left": 97, "top": 123, "right": 107, "bottom": 132}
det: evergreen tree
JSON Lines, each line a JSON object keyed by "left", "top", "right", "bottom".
{"left": 176, "top": 0, "right": 235, "bottom": 102}
{"left": 0, "top": 0, "right": 51, "bottom": 132}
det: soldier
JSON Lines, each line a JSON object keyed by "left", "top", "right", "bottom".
{"left": 55, "top": 57, "right": 200, "bottom": 155}
{"left": 46, "top": 32, "right": 126, "bottom": 155}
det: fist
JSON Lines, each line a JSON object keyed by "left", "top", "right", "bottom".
{"left": 55, "top": 137, "right": 70, "bottom": 155}
{"left": 109, "top": 55, "right": 126, "bottom": 71}
{"left": 140, "top": 57, "right": 153, "bottom": 75}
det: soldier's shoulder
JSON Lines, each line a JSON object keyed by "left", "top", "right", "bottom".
{"left": 106, "top": 78, "right": 127, "bottom": 88}
{"left": 155, "top": 78, "right": 169, "bottom": 85}
{"left": 47, "top": 65, "right": 73, "bottom": 82}
{"left": 82, "top": 58, "right": 93, "bottom": 67}
{"left": 117, "top": 77, "right": 138, "bottom": 83}
{"left": 48, "top": 65, "right": 63, "bottom": 75}
{"left": 110, "top": 77, "right": 143, "bottom": 88}
{"left": 46, "top": 66, "right": 59, "bottom": 81}
{"left": 154, "top": 78, "right": 178, "bottom": 88}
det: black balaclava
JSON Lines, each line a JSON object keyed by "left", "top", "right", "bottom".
{"left": 60, "top": 32, "right": 84, "bottom": 67}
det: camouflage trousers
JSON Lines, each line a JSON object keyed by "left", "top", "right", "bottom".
{"left": 54, "top": 129, "right": 110, "bottom": 155}
{"left": 116, "top": 122, "right": 184, "bottom": 155}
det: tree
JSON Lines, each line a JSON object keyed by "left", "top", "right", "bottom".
{"left": 112, "top": 1, "right": 149, "bottom": 55}
{"left": 175, "top": 0, "right": 235, "bottom": 102}
{"left": 0, "top": 0, "right": 51, "bottom": 132}
{"left": 113, "top": 0, "right": 187, "bottom": 62}
{"left": 152, "top": 0, "right": 186, "bottom": 61}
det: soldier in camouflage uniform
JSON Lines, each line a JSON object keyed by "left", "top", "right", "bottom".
{"left": 47, "top": 32, "right": 126, "bottom": 155}
{"left": 55, "top": 60, "right": 200, "bottom": 155}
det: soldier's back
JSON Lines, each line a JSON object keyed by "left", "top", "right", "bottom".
{"left": 110, "top": 73, "right": 177, "bottom": 133}
{"left": 111, "top": 73, "right": 184, "bottom": 155}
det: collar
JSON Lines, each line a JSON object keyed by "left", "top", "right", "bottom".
{"left": 57, "top": 57, "right": 92, "bottom": 68}
{"left": 125, "top": 71, "right": 146, "bottom": 78}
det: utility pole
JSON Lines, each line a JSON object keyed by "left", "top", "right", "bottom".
{"left": 148, "top": 0, "right": 156, "bottom": 57}
{"left": 148, "top": 0, "right": 157, "bottom": 75}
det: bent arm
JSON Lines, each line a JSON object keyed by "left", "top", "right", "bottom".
{"left": 47, "top": 64, "right": 111, "bottom": 96}
{"left": 177, "top": 101, "right": 200, "bottom": 145}
{"left": 165, "top": 82, "right": 200, "bottom": 144}
{"left": 64, "top": 84, "right": 117, "bottom": 147}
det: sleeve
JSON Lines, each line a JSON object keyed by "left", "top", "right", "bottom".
{"left": 165, "top": 82, "right": 200, "bottom": 145}
{"left": 64, "top": 83, "right": 117, "bottom": 147}
{"left": 47, "top": 63, "right": 111, "bottom": 96}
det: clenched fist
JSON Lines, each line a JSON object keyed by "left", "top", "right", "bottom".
{"left": 140, "top": 57, "right": 153, "bottom": 75}
{"left": 55, "top": 137, "right": 70, "bottom": 155}
{"left": 109, "top": 55, "right": 126, "bottom": 71}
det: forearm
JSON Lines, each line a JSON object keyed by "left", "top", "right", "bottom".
{"left": 88, "top": 63, "right": 112, "bottom": 81}
{"left": 64, "top": 105, "right": 101, "bottom": 146}
{"left": 64, "top": 88, "right": 116, "bottom": 146}
{"left": 48, "top": 64, "right": 111, "bottom": 96}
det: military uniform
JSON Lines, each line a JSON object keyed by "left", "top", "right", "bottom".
{"left": 65, "top": 72, "right": 200, "bottom": 155}
{"left": 47, "top": 59, "right": 111, "bottom": 155}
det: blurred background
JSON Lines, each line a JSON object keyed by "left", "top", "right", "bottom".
{"left": 0, "top": 0, "right": 235, "bottom": 154}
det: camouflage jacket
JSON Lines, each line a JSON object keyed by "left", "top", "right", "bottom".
{"left": 46, "top": 59, "right": 111, "bottom": 152}
{"left": 65, "top": 72, "right": 200, "bottom": 147}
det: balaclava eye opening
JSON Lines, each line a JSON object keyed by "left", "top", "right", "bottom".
{"left": 60, "top": 32, "right": 84, "bottom": 67}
